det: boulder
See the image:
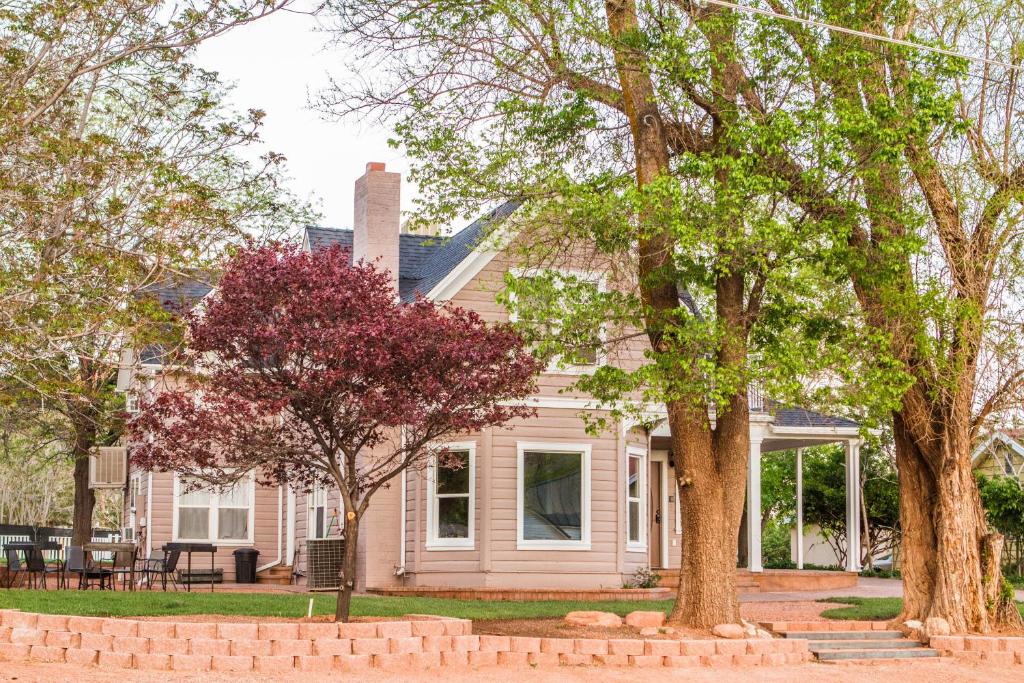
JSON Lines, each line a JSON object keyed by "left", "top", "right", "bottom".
{"left": 924, "top": 617, "right": 951, "bottom": 637}
{"left": 712, "top": 623, "right": 746, "bottom": 639}
{"left": 625, "top": 611, "right": 666, "bottom": 629}
{"left": 564, "top": 611, "right": 624, "bottom": 628}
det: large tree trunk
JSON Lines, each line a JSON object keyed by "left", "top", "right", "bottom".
{"left": 70, "top": 419, "right": 97, "bottom": 546}
{"left": 894, "top": 411, "right": 1024, "bottom": 632}
{"left": 335, "top": 515, "right": 360, "bottom": 622}
{"left": 669, "top": 410, "right": 747, "bottom": 627}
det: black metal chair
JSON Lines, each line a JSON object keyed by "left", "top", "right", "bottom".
{"left": 24, "top": 548, "right": 53, "bottom": 589}
{"left": 66, "top": 545, "right": 111, "bottom": 590}
{"left": 142, "top": 549, "right": 181, "bottom": 591}
{"left": 2, "top": 547, "right": 24, "bottom": 588}
{"left": 109, "top": 549, "right": 135, "bottom": 591}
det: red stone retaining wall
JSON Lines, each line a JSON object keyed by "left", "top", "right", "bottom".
{"left": 929, "top": 635, "right": 1024, "bottom": 666}
{"left": 0, "top": 609, "right": 809, "bottom": 671}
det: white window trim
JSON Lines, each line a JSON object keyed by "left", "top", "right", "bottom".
{"left": 307, "top": 484, "right": 331, "bottom": 540}
{"left": 516, "top": 441, "right": 592, "bottom": 550}
{"left": 426, "top": 442, "right": 476, "bottom": 551}
{"left": 626, "top": 446, "right": 648, "bottom": 552}
{"left": 508, "top": 268, "right": 607, "bottom": 376}
{"left": 171, "top": 472, "right": 256, "bottom": 546}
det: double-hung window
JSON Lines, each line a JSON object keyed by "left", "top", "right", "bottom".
{"left": 174, "top": 473, "right": 254, "bottom": 544}
{"left": 517, "top": 442, "right": 591, "bottom": 550}
{"left": 426, "top": 443, "right": 475, "bottom": 549}
{"left": 308, "top": 485, "right": 331, "bottom": 539}
{"left": 626, "top": 447, "right": 647, "bottom": 550}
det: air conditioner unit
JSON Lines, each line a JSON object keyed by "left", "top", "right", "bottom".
{"left": 89, "top": 446, "right": 127, "bottom": 489}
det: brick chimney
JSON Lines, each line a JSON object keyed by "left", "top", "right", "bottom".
{"left": 353, "top": 161, "right": 400, "bottom": 291}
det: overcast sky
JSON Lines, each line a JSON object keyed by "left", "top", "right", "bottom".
{"left": 192, "top": 5, "right": 419, "bottom": 232}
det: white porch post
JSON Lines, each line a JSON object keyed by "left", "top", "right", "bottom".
{"left": 796, "top": 448, "right": 804, "bottom": 570}
{"left": 747, "top": 437, "right": 763, "bottom": 572}
{"left": 844, "top": 440, "right": 862, "bottom": 572}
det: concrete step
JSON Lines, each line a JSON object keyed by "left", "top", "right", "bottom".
{"left": 784, "top": 630, "right": 904, "bottom": 640}
{"left": 813, "top": 648, "right": 940, "bottom": 661}
{"left": 809, "top": 640, "right": 924, "bottom": 651}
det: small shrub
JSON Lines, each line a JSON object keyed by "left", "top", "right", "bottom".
{"left": 623, "top": 566, "right": 661, "bottom": 589}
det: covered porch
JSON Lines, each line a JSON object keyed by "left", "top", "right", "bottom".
{"left": 647, "top": 403, "right": 863, "bottom": 579}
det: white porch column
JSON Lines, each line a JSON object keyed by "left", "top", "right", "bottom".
{"left": 844, "top": 440, "right": 862, "bottom": 572}
{"left": 747, "top": 437, "right": 764, "bottom": 572}
{"left": 285, "top": 484, "right": 296, "bottom": 566}
{"left": 796, "top": 448, "right": 804, "bottom": 570}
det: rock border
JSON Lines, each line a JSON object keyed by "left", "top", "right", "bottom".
{"left": 0, "top": 609, "right": 809, "bottom": 671}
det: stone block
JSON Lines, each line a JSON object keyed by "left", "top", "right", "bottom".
{"left": 29, "top": 645, "right": 66, "bottom": 663}
{"left": 174, "top": 622, "right": 217, "bottom": 640}
{"left": 170, "top": 654, "right": 212, "bottom": 671}
{"left": 313, "top": 637, "right": 352, "bottom": 655}
{"left": 337, "top": 622, "right": 377, "bottom": 639}
{"left": 497, "top": 651, "right": 530, "bottom": 666}
{"left": 440, "top": 651, "right": 470, "bottom": 667}
{"left": 211, "top": 654, "right": 254, "bottom": 671}
{"left": 135, "top": 653, "right": 172, "bottom": 670}
{"left": 36, "top": 615, "right": 69, "bottom": 631}
{"left": 97, "top": 651, "right": 134, "bottom": 668}
{"left": 644, "top": 640, "right": 680, "bottom": 656}
{"left": 377, "top": 621, "right": 413, "bottom": 639}
{"left": 509, "top": 636, "right": 541, "bottom": 653}
{"left": 44, "top": 631, "right": 79, "bottom": 648}
{"left": 253, "top": 655, "right": 295, "bottom": 672}
{"left": 270, "top": 638, "right": 312, "bottom": 656}
{"left": 411, "top": 620, "right": 447, "bottom": 637}
{"left": 257, "top": 623, "right": 298, "bottom": 640}
{"left": 664, "top": 655, "right": 701, "bottom": 667}
{"left": 715, "top": 640, "right": 747, "bottom": 656}
{"left": 422, "top": 635, "right": 453, "bottom": 652}
{"left": 111, "top": 635, "right": 149, "bottom": 654}
{"left": 137, "top": 621, "right": 177, "bottom": 639}
{"left": 680, "top": 640, "right": 716, "bottom": 656}
{"left": 351, "top": 637, "right": 389, "bottom": 655}
{"left": 64, "top": 648, "right": 98, "bottom": 666}
{"left": 468, "top": 650, "right": 499, "bottom": 666}
{"left": 230, "top": 639, "right": 272, "bottom": 656}
{"left": 100, "top": 619, "right": 138, "bottom": 637}
{"left": 296, "top": 654, "right": 335, "bottom": 671}
{"left": 451, "top": 635, "right": 480, "bottom": 652}
{"left": 216, "top": 623, "right": 258, "bottom": 640}
{"left": 627, "top": 655, "right": 663, "bottom": 667}
{"left": 189, "top": 638, "right": 230, "bottom": 656}
{"left": 149, "top": 638, "right": 189, "bottom": 655}
{"left": 389, "top": 636, "right": 423, "bottom": 654}
{"left": 298, "top": 622, "right": 339, "bottom": 640}
{"left": 592, "top": 653, "right": 628, "bottom": 666}
{"left": 67, "top": 617, "right": 105, "bottom": 634}
{"left": 335, "top": 653, "right": 373, "bottom": 671}
{"left": 10, "top": 628, "right": 45, "bottom": 646}
{"left": 477, "top": 634, "right": 510, "bottom": 652}
{"left": 539, "top": 637, "right": 573, "bottom": 654}
{"left": 0, "top": 643, "right": 30, "bottom": 661}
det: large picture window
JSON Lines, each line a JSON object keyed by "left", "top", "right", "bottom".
{"left": 517, "top": 443, "right": 591, "bottom": 550}
{"left": 174, "top": 473, "right": 254, "bottom": 544}
{"left": 427, "top": 443, "right": 475, "bottom": 549}
{"left": 626, "top": 447, "right": 647, "bottom": 549}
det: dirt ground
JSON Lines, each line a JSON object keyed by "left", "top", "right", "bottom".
{"left": 0, "top": 659, "right": 1020, "bottom": 683}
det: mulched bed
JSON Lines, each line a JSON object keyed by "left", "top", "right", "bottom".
{"left": 474, "top": 618, "right": 711, "bottom": 640}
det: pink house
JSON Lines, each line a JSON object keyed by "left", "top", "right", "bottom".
{"left": 117, "top": 162, "right": 865, "bottom": 588}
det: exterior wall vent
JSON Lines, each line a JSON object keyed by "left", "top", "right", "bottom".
{"left": 89, "top": 446, "right": 127, "bottom": 489}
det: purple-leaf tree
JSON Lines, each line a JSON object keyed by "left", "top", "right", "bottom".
{"left": 130, "top": 243, "right": 539, "bottom": 620}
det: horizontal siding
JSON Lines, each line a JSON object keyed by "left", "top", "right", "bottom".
{"left": 145, "top": 470, "right": 284, "bottom": 582}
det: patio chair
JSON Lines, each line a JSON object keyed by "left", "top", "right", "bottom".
{"left": 24, "top": 548, "right": 59, "bottom": 590}
{"left": 142, "top": 549, "right": 181, "bottom": 591}
{"left": 2, "top": 547, "right": 24, "bottom": 588}
{"left": 66, "top": 545, "right": 111, "bottom": 590}
{"left": 109, "top": 549, "right": 136, "bottom": 591}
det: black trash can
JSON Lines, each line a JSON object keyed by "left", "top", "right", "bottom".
{"left": 233, "top": 547, "right": 259, "bottom": 584}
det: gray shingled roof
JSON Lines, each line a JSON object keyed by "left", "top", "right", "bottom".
{"left": 138, "top": 279, "right": 213, "bottom": 364}
{"left": 766, "top": 400, "right": 860, "bottom": 429}
{"left": 305, "top": 200, "right": 520, "bottom": 302}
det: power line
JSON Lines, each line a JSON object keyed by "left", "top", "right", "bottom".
{"left": 702, "top": 0, "right": 1023, "bottom": 73}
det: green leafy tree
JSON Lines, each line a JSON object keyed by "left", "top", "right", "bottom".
{"left": 325, "top": 0, "right": 852, "bottom": 627}
{"left": 0, "top": 1, "right": 312, "bottom": 543}
{"left": 977, "top": 475, "right": 1024, "bottom": 575}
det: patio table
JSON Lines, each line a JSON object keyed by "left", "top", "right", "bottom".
{"left": 83, "top": 542, "right": 137, "bottom": 591}
{"left": 163, "top": 542, "right": 217, "bottom": 592}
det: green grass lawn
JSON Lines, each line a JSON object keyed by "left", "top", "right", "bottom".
{"left": 820, "top": 596, "right": 1024, "bottom": 620}
{"left": 0, "top": 589, "right": 675, "bottom": 621}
